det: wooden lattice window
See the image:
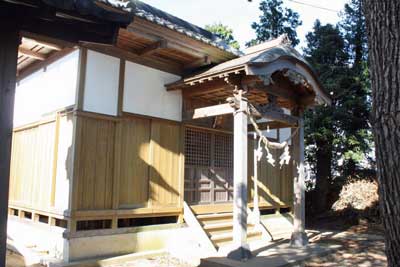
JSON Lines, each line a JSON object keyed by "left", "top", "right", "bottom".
{"left": 185, "top": 128, "right": 211, "bottom": 166}
{"left": 214, "top": 133, "right": 233, "bottom": 168}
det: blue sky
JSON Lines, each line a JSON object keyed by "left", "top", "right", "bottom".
{"left": 141, "top": 0, "right": 348, "bottom": 50}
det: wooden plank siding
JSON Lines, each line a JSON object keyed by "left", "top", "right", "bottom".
{"left": 72, "top": 113, "right": 183, "bottom": 215}
{"left": 255, "top": 147, "right": 294, "bottom": 208}
{"left": 118, "top": 117, "right": 150, "bottom": 208}
{"left": 74, "top": 116, "right": 115, "bottom": 210}
{"left": 8, "top": 109, "right": 292, "bottom": 223}
{"left": 8, "top": 112, "right": 71, "bottom": 212}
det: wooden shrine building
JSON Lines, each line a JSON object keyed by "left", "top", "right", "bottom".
{"left": 2, "top": 0, "right": 331, "bottom": 264}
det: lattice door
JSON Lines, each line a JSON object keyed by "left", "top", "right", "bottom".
{"left": 184, "top": 127, "right": 233, "bottom": 205}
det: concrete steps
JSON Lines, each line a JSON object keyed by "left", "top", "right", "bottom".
{"left": 261, "top": 213, "right": 294, "bottom": 241}
{"left": 196, "top": 212, "right": 263, "bottom": 250}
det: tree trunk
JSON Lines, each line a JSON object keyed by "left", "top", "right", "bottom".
{"left": 363, "top": 1, "right": 400, "bottom": 266}
{"left": 314, "top": 143, "right": 332, "bottom": 213}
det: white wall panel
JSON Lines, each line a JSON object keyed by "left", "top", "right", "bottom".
{"left": 123, "top": 61, "right": 182, "bottom": 121}
{"left": 83, "top": 50, "right": 120, "bottom": 116}
{"left": 14, "top": 50, "right": 79, "bottom": 127}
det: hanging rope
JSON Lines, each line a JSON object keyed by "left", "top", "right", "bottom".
{"left": 248, "top": 106, "right": 299, "bottom": 168}
{"left": 228, "top": 91, "right": 299, "bottom": 168}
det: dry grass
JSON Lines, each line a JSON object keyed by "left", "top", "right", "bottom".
{"left": 332, "top": 180, "right": 379, "bottom": 212}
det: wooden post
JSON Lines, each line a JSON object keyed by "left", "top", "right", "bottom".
{"left": 252, "top": 133, "right": 260, "bottom": 224}
{"left": 0, "top": 23, "right": 20, "bottom": 267}
{"left": 227, "top": 90, "right": 252, "bottom": 261}
{"left": 290, "top": 109, "right": 308, "bottom": 247}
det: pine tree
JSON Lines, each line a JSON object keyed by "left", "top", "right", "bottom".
{"left": 247, "top": 0, "right": 302, "bottom": 47}
{"left": 304, "top": 18, "right": 372, "bottom": 212}
{"left": 340, "top": 0, "right": 368, "bottom": 70}
{"left": 205, "top": 23, "right": 240, "bottom": 50}
{"left": 303, "top": 21, "right": 349, "bottom": 213}
{"left": 338, "top": 0, "right": 372, "bottom": 176}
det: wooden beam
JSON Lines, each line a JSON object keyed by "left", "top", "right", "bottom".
{"left": 22, "top": 37, "right": 63, "bottom": 51}
{"left": 138, "top": 39, "right": 167, "bottom": 56}
{"left": 117, "top": 59, "right": 126, "bottom": 116}
{"left": 250, "top": 107, "right": 299, "bottom": 126}
{"left": 18, "top": 47, "right": 47, "bottom": 60}
{"left": 76, "top": 48, "right": 88, "bottom": 110}
{"left": 189, "top": 103, "right": 234, "bottom": 120}
{"left": 184, "top": 55, "right": 212, "bottom": 70}
{"left": 248, "top": 120, "right": 292, "bottom": 131}
{"left": 184, "top": 80, "right": 231, "bottom": 96}
{"left": 21, "top": 31, "right": 76, "bottom": 48}
{"left": 128, "top": 25, "right": 207, "bottom": 59}
{"left": 84, "top": 42, "right": 183, "bottom": 75}
{"left": 17, "top": 47, "right": 75, "bottom": 82}
{"left": 0, "top": 23, "right": 20, "bottom": 267}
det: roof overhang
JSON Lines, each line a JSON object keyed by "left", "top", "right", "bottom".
{"left": 167, "top": 36, "right": 332, "bottom": 107}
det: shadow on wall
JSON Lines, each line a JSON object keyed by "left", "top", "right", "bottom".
{"left": 70, "top": 116, "right": 182, "bottom": 212}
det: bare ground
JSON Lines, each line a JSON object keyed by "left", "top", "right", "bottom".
{"left": 6, "top": 220, "right": 387, "bottom": 267}
{"left": 304, "top": 220, "right": 387, "bottom": 267}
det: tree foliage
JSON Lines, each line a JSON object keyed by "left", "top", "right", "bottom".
{"left": 248, "top": 0, "right": 302, "bottom": 46}
{"left": 340, "top": 0, "right": 368, "bottom": 69}
{"left": 205, "top": 23, "right": 240, "bottom": 50}
{"left": 304, "top": 1, "right": 372, "bottom": 212}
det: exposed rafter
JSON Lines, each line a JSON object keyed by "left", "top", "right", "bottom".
{"left": 22, "top": 37, "right": 62, "bottom": 51}
{"left": 184, "top": 55, "right": 212, "bottom": 70}
{"left": 18, "top": 47, "right": 47, "bottom": 61}
{"left": 17, "top": 47, "right": 75, "bottom": 82}
{"left": 138, "top": 39, "right": 167, "bottom": 56}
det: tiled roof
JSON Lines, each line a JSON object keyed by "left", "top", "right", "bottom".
{"left": 134, "top": 0, "right": 241, "bottom": 56}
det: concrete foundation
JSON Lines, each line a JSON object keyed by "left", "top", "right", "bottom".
{"left": 7, "top": 217, "right": 195, "bottom": 264}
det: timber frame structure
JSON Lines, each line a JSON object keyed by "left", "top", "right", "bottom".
{"left": 2, "top": 0, "right": 330, "bottom": 264}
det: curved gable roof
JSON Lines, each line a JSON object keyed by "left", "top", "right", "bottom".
{"left": 167, "top": 36, "right": 331, "bottom": 106}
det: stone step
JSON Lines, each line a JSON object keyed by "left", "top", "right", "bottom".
{"left": 211, "top": 228, "right": 262, "bottom": 243}
{"left": 197, "top": 212, "right": 233, "bottom": 222}
{"left": 213, "top": 230, "right": 263, "bottom": 249}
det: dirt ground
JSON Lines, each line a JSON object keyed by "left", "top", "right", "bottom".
{"left": 304, "top": 219, "right": 387, "bottom": 267}
{"left": 6, "top": 220, "right": 387, "bottom": 267}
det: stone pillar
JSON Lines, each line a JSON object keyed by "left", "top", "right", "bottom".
{"left": 228, "top": 91, "right": 252, "bottom": 261}
{"left": 290, "top": 110, "right": 308, "bottom": 247}
{"left": 0, "top": 23, "right": 20, "bottom": 266}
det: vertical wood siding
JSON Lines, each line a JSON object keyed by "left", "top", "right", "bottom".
{"left": 9, "top": 112, "right": 292, "bottom": 215}
{"left": 256, "top": 147, "right": 294, "bottom": 207}
{"left": 149, "top": 121, "right": 181, "bottom": 207}
{"left": 73, "top": 114, "right": 183, "bottom": 211}
{"left": 8, "top": 114, "right": 72, "bottom": 212}
{"left": 118, "top": 117, "right": 150, "bottom": 208}
{"left": 75, "top": 116, "right": 115, "bottom": 210}
{"left": 9, "top": 122, "right": 55, "bottom": 209}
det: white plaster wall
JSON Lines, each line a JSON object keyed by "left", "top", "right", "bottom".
{"left": 54, "top": 114, "right": 74, "bottom": 212}
{"left": 83, "top": 50, "right": 120, "bottom": 116}
{"left": 13, "top": 50, "right": 79, "bottom": 127}
{"left": 123, "top": 61, "right": 182, "bottom": 121}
